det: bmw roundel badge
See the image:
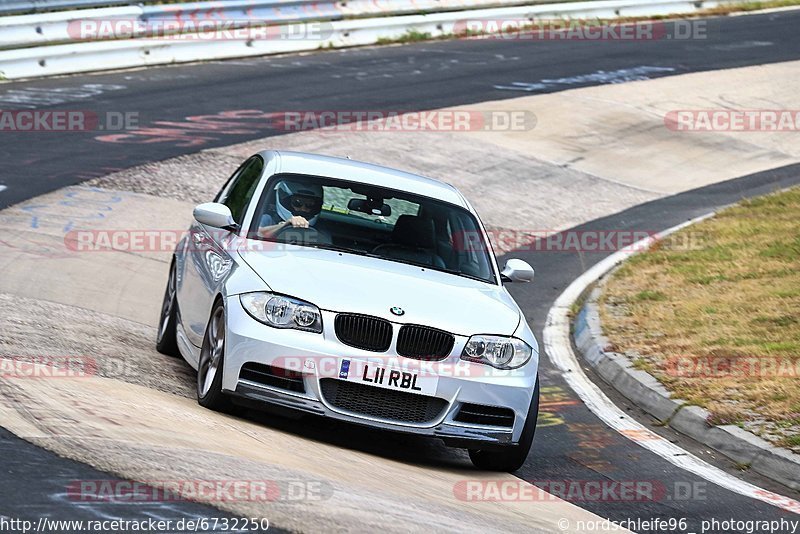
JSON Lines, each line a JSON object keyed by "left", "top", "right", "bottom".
{"left": 390, "top": 306, "right": 405, "bottom": 316}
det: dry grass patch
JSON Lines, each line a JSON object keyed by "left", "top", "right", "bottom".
{"left": 601, "top": 187, "right": 800, "bottom": 451}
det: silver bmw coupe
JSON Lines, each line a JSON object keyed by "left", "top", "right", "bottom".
{"left": 157, "top": 150, "right": 539, "bottom": 471}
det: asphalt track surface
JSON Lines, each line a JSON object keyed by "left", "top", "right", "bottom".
{"left": 2, "top": 11, "right": 800, "bottom": 209}
{"left": 0, "top": 428, "right": 275, "bottom": 533}
{"left": 1, "top": 11, "right": 800, "bottom": 533}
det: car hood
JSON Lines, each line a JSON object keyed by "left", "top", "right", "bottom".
{"left": 238, "top": 245, "right": 521, "bottom": 336}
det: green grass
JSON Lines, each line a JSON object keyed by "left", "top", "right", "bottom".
{"left": 780, "top": 435, "right": 800, "bottom": 448}
{"left": 601, "top": 187, "right": 800, "bottom": 431}
{"left": 632, "top": 290, "right": 667, "bottom": 302}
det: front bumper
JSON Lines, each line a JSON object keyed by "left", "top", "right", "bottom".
{"left": 223, "top": 296, "right": 538, "bottom": 447}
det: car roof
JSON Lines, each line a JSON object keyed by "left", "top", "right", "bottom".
{"left": 258, "top": 150, "right": 468, "bottom": 208}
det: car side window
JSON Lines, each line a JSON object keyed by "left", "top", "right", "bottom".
{"left": 214, "top": 163, "right": 245, "bottom": 203}
{"left": 219, "top": 156, "right": 264, "bottom": 225}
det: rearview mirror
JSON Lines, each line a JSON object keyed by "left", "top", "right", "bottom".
{"left": 194, "top": 202, "right": 238, "bottom": 231}
{"left": 348, "top": 198, "right": 391, "bottom": 217}
{"left": 501, "top": 259, "right": 534, "bottom": 283}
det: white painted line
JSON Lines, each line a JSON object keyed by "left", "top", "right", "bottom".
{"left": 543, "top": 213, "right": 800, "bottom": 515}
{"left": 0, "top": 185, "right": 7, "bottom": 193}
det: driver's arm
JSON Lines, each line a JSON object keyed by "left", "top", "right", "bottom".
{"left": 258, "top": 216, "right": 309, "bottom": 238}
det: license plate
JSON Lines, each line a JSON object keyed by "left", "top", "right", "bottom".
{"left": 337, "top": 359, "right": 438, "bottom": 396}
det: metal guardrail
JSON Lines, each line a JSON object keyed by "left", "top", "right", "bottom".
{"left": 0, "top": 0, "right": 734, "bottom": 80}
{"left": 0, "top": 0, "right": 561, "bottom": 50}
{"left": 0, "top": 0, "right": 542, "bottom": 16}
{"left": 0, "top": 0, "right": 134, "bottom": 15}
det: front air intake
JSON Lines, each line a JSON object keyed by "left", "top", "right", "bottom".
{"left": 454, "top": 403, "right": 515, "bottom": 427}
{"left": 239, "top": 362, "right": 305, "bottom": 393}
{"left": 334, "top": 314, "right": 392, "bottom": 352}
{"left": 320, "top": 378, "right": 447, "bottom": 423}
{"left": 396, "top": 325, "right": 454, "bottom": 360}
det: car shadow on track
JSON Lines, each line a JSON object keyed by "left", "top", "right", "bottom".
{"left": 171, "top": 357, "right": 475, "bottom": 472}
{"left": 249, "top": 407, "right": 473, "bottom": 470}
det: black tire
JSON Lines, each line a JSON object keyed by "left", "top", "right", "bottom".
{"left": 156, "top": 261, "right": 180, "bottom": 357}
{"left": 197, "top": 301, "right": 234, "bottom": 412}
{"left": 468, "top": 376, "right": 540, "bottom": 472}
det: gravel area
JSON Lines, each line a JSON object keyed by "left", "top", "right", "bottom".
{"left": 88, "top": 151, "right": 241, "bottom": 204}
{"left": 0, "top": 292, "right": 196, "bottom": 399}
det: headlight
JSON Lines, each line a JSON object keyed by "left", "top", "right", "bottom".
{"left": 461, "top": 335, "right": 532, "bottom": 369}
{"left": 240, "top": 292, "right": 323, "bottom": 333}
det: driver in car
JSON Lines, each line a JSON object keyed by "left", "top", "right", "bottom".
{"left": 258, "top": 180, "right": 332, "bottom": 244}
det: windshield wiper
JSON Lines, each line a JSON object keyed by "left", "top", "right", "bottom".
{"left": 307, "top": 244, "right": 493, "bottom": 283}
{"left": 374, "top": 257, "right": 492, "bottom": 284}
{"left": 438, "top": 267, "right": 492, "bottom": 283}
{"left": 311, "top": 243, "right": 380, "bottom": 258}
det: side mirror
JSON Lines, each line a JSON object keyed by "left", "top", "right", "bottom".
{"left": 194, "top": 203, "right": 238, "bottom": 231}
{"left": 501, "top": 259, "right": 535, "bottom": 283}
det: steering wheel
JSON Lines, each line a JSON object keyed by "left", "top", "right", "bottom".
{"left": 274, "top": 224, "right": 321, "bottom": 245}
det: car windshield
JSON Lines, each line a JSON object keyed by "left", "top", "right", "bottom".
{"left": 248, "top": 173, "right": 497, "bottom": 284}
